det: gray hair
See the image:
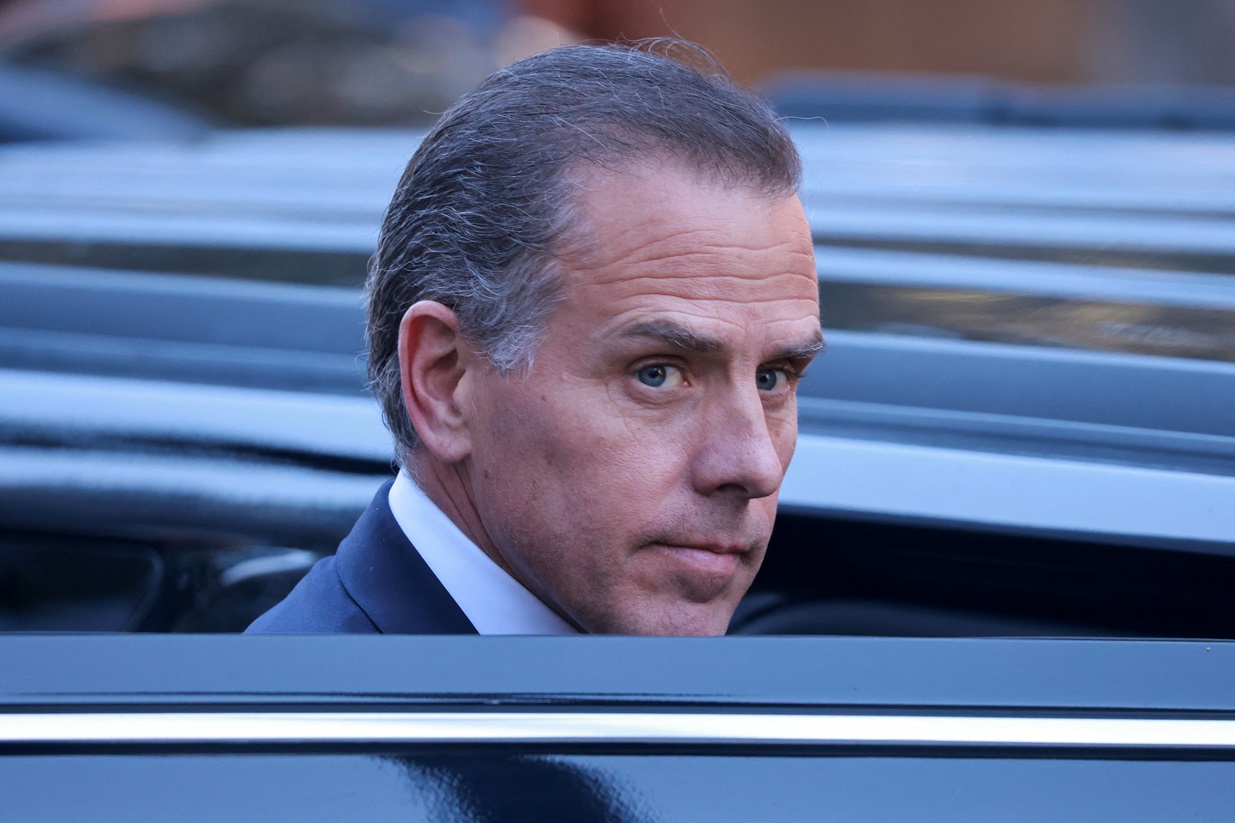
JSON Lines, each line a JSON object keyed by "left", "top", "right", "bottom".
{"left": 365, "top": 41, "right": 802, "bottom": 463}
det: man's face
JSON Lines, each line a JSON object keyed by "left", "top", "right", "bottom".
{"left": 460, "top": 161, "right": 821, "bottom": 635}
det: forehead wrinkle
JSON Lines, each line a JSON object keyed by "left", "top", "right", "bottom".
{"left": 576, "top": 271, "right": 820, "bottom": 307}
{"left": 583, "top": 231, "right": 812, "bottom": 276}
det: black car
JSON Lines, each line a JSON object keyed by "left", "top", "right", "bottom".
{"left": 4, "top": 634, "right": 1235, "bottom": 821}
{"left": 1, "top": 119, "right": 1233, "bottom": 819}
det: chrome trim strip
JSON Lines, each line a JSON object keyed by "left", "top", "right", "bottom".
{"left": 3, "top": 712, "right": 1235, "bottom": 749}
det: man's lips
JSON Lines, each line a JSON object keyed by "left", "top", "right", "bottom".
{"left": 649, "top": 542, "right": 746, "bottom": 577}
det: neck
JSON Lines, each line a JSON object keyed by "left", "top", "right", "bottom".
{"left": 406, "top": 454, "right": 512, "bottom": 578}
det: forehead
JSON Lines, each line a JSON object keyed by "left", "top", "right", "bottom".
{"left": 554, "top": 162, "right": 820, "bottom": 347}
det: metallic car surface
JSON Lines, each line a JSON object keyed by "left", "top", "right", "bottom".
{"left": 3, "top": 636, "right": 1235, "bottom": 821}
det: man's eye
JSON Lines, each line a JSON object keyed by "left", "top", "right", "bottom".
{"left": 635, "top": 364, "right": 682, "bottom": 388}
{"left": 756, "top": 368, "right": 789, "bottom": 392}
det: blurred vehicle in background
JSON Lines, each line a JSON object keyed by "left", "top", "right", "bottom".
{"left": 0, "top": 117, "right": 1231, "bottom": 635}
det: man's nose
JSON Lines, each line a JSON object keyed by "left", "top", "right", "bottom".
{"left": 690, "top": 387, "right": 786, "bottom": 500}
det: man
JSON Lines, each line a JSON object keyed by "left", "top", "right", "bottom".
{"left": 248, "top": 42, "right": 822, "bottom": 636}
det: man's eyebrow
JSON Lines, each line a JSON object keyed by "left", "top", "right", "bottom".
{"left": 619, "top": 321, "right": 826, "bottom": 362}
{"left": 619, "top": 321, "right": 723, "bottom": 353}
{"left": 774, "top": 331, "right": 826, "bottom": 363}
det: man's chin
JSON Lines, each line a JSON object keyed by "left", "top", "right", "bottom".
{"left": 581, "top": 601, "right": 740, "bottom": 636}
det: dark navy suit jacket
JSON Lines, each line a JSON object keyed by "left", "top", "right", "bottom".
{"left": 246, "top": 480, "right": 478, "bottom": 634}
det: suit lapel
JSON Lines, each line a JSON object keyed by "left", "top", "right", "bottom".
{"left": 335, "top": 480, "right": 478, "bottom": 634}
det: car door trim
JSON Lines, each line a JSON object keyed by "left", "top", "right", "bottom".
{"left": 4, "top": 711, "right": 1235, "bottom": 750}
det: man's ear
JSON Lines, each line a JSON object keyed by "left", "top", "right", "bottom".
{"left": 398, "top": 301, "right": 475, "bottom": 464}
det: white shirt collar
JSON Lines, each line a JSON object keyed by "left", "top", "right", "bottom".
{"left": 387, "top": 470, "right": 578, "bottom": 635}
